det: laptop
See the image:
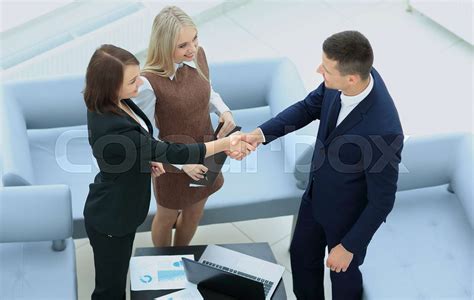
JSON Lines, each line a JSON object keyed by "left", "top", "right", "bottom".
{"left": 182, "top": 257, "right": 264, "bottom": 299}
{"left": 189, "top": 122, "right": 242, "bottom": 187}
{"left": 182, "top": 245, "right": 284, "bottom": 299}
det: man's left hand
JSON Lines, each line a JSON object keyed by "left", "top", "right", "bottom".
{"left": 217, "top": 111, "right": 236, "bottom": 139}
{"left": 326, "top": 243, "right": 354, "bottom": 273}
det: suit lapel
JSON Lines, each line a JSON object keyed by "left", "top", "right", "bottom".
{"left": 324, "top": 92, "right": 341, "bottom": 140}
{"left": 325, "top": 92, "right": 375, "bottom": 144}
{"left": 123, "top": 99, "right": 154, "bottom": 136}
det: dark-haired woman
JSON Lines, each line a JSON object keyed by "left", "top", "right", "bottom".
{"left": 83, "top": 44, "right": 254, "bottom": 299}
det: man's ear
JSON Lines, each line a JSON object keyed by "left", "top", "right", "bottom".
{"left": 348, "top": 74, "right": 359, "bottom": 84}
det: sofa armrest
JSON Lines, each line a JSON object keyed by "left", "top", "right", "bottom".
{"left": 266, "top": 58, "right": 307, "bottom": 115}
{"left": 210, "top": 59, "right": 281, "bottom": 110}
{"left": 397, "top": 134, "right": 465, "bottom": 191}
{"left": 451, "top": 133, "right": 473, "bottom": 228}
{"left": 0, "top": 88, "right": 35, "bottom": 186}
{"left": 293, "top": 142, "right": 316, "bottom": 189}
{"left": 266, "top": 58, "right": 318, "bottom": 187}
{"left": 0, "top": 185, "right": 73, "bottom": 247}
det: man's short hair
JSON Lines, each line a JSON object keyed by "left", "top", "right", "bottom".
{"left": 323, "top": 31, "right": 374, "bottom": 80}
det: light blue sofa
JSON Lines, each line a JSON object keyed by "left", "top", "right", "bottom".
{"left": 360, "top": 133, "right": 473, "bottom": 299}
{"left": 0, "top": 58, "right": 314, "bottom": 239}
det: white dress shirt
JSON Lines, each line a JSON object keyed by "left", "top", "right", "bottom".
{"left": 336, "top": 74, "right": 374, "bottom": 126}
{"left": 132, "top": 60, "right": 230, "bottom": 126}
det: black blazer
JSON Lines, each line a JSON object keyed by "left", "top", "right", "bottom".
{"left": 260, "top": 68, "right": 403, "bottom": 254}
{"left": 84, "top": 99, "right": 206, "bottom": 236}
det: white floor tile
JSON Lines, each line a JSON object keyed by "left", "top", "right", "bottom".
{"left": 198, "top": 13, "right": 279, "bottom": 63}
{"left": 225, "top": 1, "right": 346, "bottom": 68}
{"left": 74, "top": 237, "right": 89, "bottom": 249}
{"left": 324, "top": 262, "right": 333, "bottom": 299}
{"left": 379, "top": 32, "right": 472, "bottom": 135}
{"left": 75, "top": 242, "right": 95, "bottom": 300}
{"left": 282, "top": 269, "right": 296, "bottom": 299}
{"left": 226, "top": 1, "right": 342, "bottom": 44}
{"left": 131, "top": 231, "right": 155, "bottom": 250}
{"left": 232, "top": 215, "right": 293, "bottom": 244}
{"left": 190, "top": 222, "right": 254, "bottom": 245}
{"left": 325, "top": 0, "right": 394, "bottom": 18}
{"left": 223, "top": 0, "right": 341, "bottom": 97}
{"left": 270, "top": 234, "right": 292, "bottom": 272}
{"left": 339, "top": 2, "right": 460, "bottom": 57}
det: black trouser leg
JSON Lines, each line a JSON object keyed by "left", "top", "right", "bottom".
{"left": 329, "top": 246, "right": 366, "bottom": 300}
{"left": 86, "top": 223, "right": 136, "bottom": 300}
{"left": 290, "top": 197, "right": 327, "bottom": 300}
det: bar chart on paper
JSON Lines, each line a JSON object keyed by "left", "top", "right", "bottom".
{"left": 157, "top": 262, "right": 185, "bottom": 282}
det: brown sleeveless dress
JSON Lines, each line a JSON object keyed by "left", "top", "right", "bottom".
{"left": 142, "top": 47, "right": 224, "bottom": 209}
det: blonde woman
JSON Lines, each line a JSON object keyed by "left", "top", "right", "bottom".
{"left": 133, "top": 6, "right": 235, "bottom": 247}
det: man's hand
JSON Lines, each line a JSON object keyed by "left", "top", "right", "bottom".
{"left": 241, "top": 128, "right": 265, "bottom": 148}
{"left": 326, "top": 243, "right": 354, "bottom": 273}
{"left": 182, "top": 164, "right": 208, "bottom": 181}
{"left": 150, "top": 161, "right": 166, "bottom": 178}
{"left": 226, "top": 128, "right": 264, "bottom": 159}
{"left": 217, "top": 111, "right": 236, "bottom": 139}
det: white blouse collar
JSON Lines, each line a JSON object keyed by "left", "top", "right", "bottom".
{"left": 170, "top": 60, "right": 196, "bottom": 80}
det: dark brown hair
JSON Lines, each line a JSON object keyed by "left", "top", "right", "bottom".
{"left": 84, "top": 44, "right": 139, "bottom": 114}
{"left": 323, "top": 31, "right": 373, "bottom": 80}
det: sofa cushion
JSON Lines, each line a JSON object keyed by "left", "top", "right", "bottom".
{"left": 362, "top": 185, "right": 473, "bottom": 299}
{"left": 451, "top": 134, "right": 474, "bottom": 228}
{"left": 28, "top": 125, "right": 97, "bottom": 225}
{"left": 0, "top": 238, "right": 77, "bottom": 299}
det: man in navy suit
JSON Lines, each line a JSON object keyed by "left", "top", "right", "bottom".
{"left": 239, "top": 31, "right": 403, "bottom": 299}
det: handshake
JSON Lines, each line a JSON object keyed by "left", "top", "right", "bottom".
{"left": 150, "top": 128, "right": 265, "bottom": 179}
{"left": 225, "top": 128, "right": 265, "bottom": 160}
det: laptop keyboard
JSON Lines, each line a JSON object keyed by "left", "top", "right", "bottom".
{"left": 202, "top": 260, "right": 274, "bottom": 296}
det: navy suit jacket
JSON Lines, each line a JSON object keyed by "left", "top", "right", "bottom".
{"left": 259, "top": 68, "right": 403, "bottom": 254}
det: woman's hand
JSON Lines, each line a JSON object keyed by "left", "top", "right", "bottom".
{"left": 150, "top": 161, "right": 166, "bottom": 178}
{"left": 228, "top": 132, "right": 256, "bottom": 160}
{"left": 217, "top": 111, "right": 236, "bottom": 139}
{"left": 182, "top": 164, "right": 208, "bottom": 181}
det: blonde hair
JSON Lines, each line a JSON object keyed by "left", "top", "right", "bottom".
{"left": 143, "top": 6, "right": 208, "bottom": 81}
